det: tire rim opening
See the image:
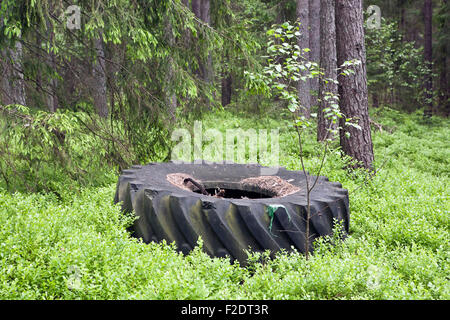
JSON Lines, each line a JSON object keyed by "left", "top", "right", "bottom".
{"left": 166, "top": 173, "right": 301, "bottom": 198}
{"left": 193, "top": 187, "right": 275, "bottom": 199}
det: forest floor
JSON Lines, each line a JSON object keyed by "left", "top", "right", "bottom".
{"left": 0, "top": 107, "right": 448, "bottom": 299}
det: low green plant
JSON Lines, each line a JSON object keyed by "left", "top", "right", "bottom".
{"left": 0, "top": 107, "right": 448, "bottom": 300}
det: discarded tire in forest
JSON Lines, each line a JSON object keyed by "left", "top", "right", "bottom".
{"left": 114, "top": 161, "right": 350, "bottom": 264}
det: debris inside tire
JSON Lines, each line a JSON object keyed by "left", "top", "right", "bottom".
{"left": 115, "top": 161, "right": 350, "bottom": 264}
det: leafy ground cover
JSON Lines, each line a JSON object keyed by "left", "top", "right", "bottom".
{"left": 0, "top": 108, "right": 448, "bottom": 299}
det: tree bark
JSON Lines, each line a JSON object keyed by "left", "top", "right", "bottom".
{"left": 335, "top": 0, "right": 374, "bottom": 170}
{"left": 191, "top": 0, "right": 201, "bottom": 18}
{"left": 92, "top": 34, "right": 108, "bottom": 118}
{"left": 192, "top": 0, "right": 212, "bottom": 84}
{"left": 0, "top": 41, "right": 26, "bottom": 106}
{"left": 317, "top": 0, "right": 337, "bottom": 141}
{"left": 309, "top": 0, "right": 320, "bottom": 104}
{"left": 296, "top": 0, "right": 311, "bottom": 118}
{"left": 439, "top": 45, "right": 449, "bottom": 116}
{"left": 399, "top": 0, "right": 406, "bottom": 38}
{"left": 0, "top": 4, "right": 26, "bottom": 106}
{"left": 164, "top": 17, "right": 177, "bottom": 121}
{"left": 423, "top": 0, "right": 433, "bottom": 117}
{"left": 221, "top": 70, "right": 232, "bottom": 107}
{"left": 200, "top": 0, "right": 210, "bottom": 25}
{"left": 201, "top": 0, "right": 213, "bottom": 85}
{"left": 46, "top": 17, "right": 60, "bottom": 113}
{"left": 438, "top": 0, "right": 449, "bottom": 116}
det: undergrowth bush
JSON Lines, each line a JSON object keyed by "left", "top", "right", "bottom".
{"left": 0, "top": 105, "right": 170, "bottom": 200}
{"left": 0, "top": 107, "right": 448, "bottom": 299}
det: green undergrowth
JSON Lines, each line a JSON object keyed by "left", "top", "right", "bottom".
{"left": 0, "top": 107, "right": 448, "bottom": 299}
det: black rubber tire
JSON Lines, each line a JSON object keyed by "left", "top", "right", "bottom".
{"left": 114, "top": 161, "right": 350, "bottom": 264}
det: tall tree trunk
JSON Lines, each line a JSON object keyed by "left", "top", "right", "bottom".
{"left": 92, "top": 34, "right": 108, "bottom": 118}
{"left": 0, "top": 41, "right": 26, "bottom": 106}
{"left": 335, "top": 0, "right": 374, "bottom": 170}
{"left": 297, "top": 0, "right": 311, "bottom": 118}
{"left": 46, "top": 17, "right": 59, "bottom": 113}
{"left": 439, "top": 43, "right": 449, "bottom": 116}
{"left": 192, "top": 0, "right": 201, "bottom": 17}
{"left": 399, "top": 0, "right": 406, "bottom": 39}
{"left": 372, "top": 93, "right": 379, "bottom": 108}
{"left": 201, "top": 0, "right": 213, "bottom": 85}
{"left": 221, "top": 68, "right": 232, "bottom": 107}
{"left": 221, "top": 10, "right": 232, "bottom": 108}
{"left": 0, "top": 1, "right": 26, "bottom": 106}
{"left": 164, "top": 17, "right": 177, "bottom": 121}
{"left": 438, "top": 0, "right": 449, "bottom": 116}
{"left": 200, "top": 0, "right": 210, "bottom": 28}
{"left": 191, "top": 0, "right": 203, "bottom": 80}
{"left": 423, "top": 0, "right": 433, "bottom": 117}
{"left": 309, "top": 0, "right": 320, "bottom": 106}
{"left": 317, "top": 0, "right": 337, "bottom": 141}
{"left": 192, "top": 0, "right": 212, "bottom": 84}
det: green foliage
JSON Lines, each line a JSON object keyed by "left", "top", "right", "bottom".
{"left": 245, "top": 21, "right": 362, "bottom": 139}
{"left": 365, "top": 18, "right": 429, "bottom": 110}
{"left": 245, "top": 21, "right": 321, "bottom": 114}
{"left": 0, "top": 108, "right": 448, "bottom": 299}
{"left": 0, "top": 105, "right": 135, "bottom": 198}
{"left": 0, "top": 186, "right": 246, "bottom": 299}
{"left": 0, "top": 0, "right": 448, "bottom": 300}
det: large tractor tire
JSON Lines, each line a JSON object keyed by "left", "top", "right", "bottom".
{"left": 114, "top": 161, "right": 349, "bottom": 264}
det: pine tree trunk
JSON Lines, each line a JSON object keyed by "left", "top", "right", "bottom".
{"left": 317, "top": 0, "right": 337, "bottom": 141}
{"left": 201, "top": 0, "right": 213, "bottom": 85}
{"left": 46, "top": 17, "right": 59, "bottom": 113}
{"left": 438, "top": 0, "right": 449, "bottom": 116}
{"left": 0, "top": 8, "right": 25, "bottom": 106}
{"left": 372, "top": 93, "right": 379, "bottom": 108}
{"left": 297, "top": 0, "right": 311, "bottom": 118}
{"left": 0, "top": 41, "right": 26, "bottom": 106}
{"left": 192, "top": 0, "right": 201, "bottom": 18}
{"left": 164, "top": 17, "right": 177, "bottom": 121}
{"left": 92, "top": 35, "right": 108, "bottom": 118}
{"left": 335, "top": 0, "right": 374, "bottom": 170}
{"left": 221, "top": 71, "right": 232, "bottom": 107}
{"left": 192, "top": 0, "right": 210, "bottom": 82}
{"left": 439, "top": 45, "right": 449, "bottom": 116}
{"left": 191, "top": 0, "right": 213, "bottom": 84}
{"left": 309, "top": 0, "right": 320, "bottom": 105}
{"left": 200, "top": 0, "right": 211, "bottom": 28}
{"left": 399, "top": 0, "right": 406, "bottom": 38}
{"left": 423, "top": 0, "right": 433, "bottom": 117}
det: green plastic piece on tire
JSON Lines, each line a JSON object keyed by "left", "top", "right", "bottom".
{"left": 267, "top": 204, "right": 291, "bottom": 235}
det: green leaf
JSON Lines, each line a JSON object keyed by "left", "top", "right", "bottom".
{"left": 288, "top": 103, "right": 298, "bottom": 112}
